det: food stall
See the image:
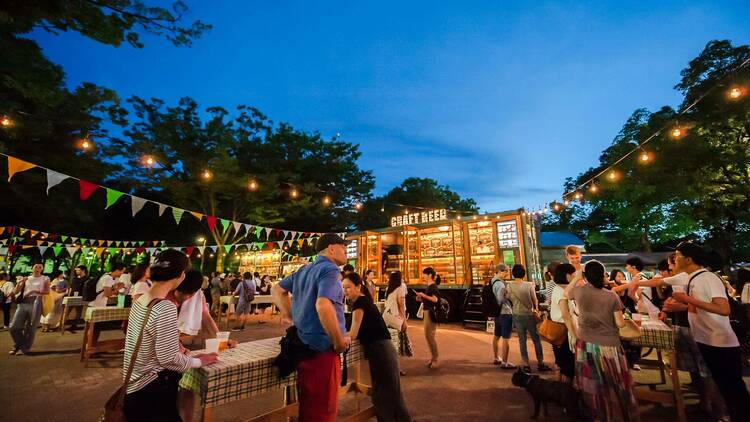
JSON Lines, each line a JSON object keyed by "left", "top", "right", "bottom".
{"left": 238, "top": 250, "right": 282, "bottom": 279}
{"left": 346, "top": 208, "right": 543, "bottom": 321}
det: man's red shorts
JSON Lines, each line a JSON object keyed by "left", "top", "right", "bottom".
{"left": 297, "top": 351, "right": 341, "bottom": 422}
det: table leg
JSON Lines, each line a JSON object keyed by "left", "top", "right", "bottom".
{"left": 668, "top": 351, "right": 686, "bottom": 422}
{"left": 201, "top": 405, "right": 214, "bottom": 422}
{"left": 80, "top": 321, "right": 90, "bottom": 362}
{"left": 60, "top": 305, "right": 69, "bottom": 335}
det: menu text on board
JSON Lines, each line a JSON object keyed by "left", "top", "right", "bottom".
{"left": 390, "top": 209, "right": 448, "bottom": 227}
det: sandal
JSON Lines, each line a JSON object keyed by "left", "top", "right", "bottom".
{"left": 493, "top": 359, "right": 502, "bottom": 365}
{"left": 501, "top": 362, "right": 517, "bottom": 370}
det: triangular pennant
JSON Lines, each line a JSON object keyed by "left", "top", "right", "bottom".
{"left": 219, "top": 218, "right": 231, "bottom": 233}
{"left": 197, "top": 246, "right": 205, "bottom": 254}
{"left": 282, "top": 230, "right": 289, "bottom": 240}
{"left": 138, "top": 241, "right": 145, "bottom": 246}
{"left": 105, "top": 188, "right": 125, "bottom": 209}
{"left": 265, "top": 227, "right": 272, "bottom": 239}
{"left": 19, "top": 228, "right": 28, "bottom": 235}
{"left": 244, "top": 224, "right": 253, "bottom": 235}
{"left": 233, "top": 221, "right": 243, "bottom": 234}
{"left": 266, "top": 242, "right": 274, "bottom": 249}
{"left": 52, "top": 245, "right": 63, "bottom": 256}
{"left": 223, "top": 244, "right": 233, "bottom": 253}
{"left": 38, "top": 246, "right": 48, "bottom": 256}
{"left": 297, "top": 239, "right": 304, "bottom": 247}
{"left": 147, "top": 247, "right": 156, "bottom": 254}
{"left": 80, "top": 238, "right": 88, "bottom": 245}
{"left": 131, "top": 196, "right": 148, "bottom": 216}
{"left": 158, "top": 203, "right": 168, "bottom": 216}
{"left": 7, "top": 245, "right": 17, "bottom": 255}
{"left": 95, "top": 247, "right": 104, "bottom": 257}
{"left": 135, "top": 247, "right": 145, "bottom": 254}
{"left": 209, "top": 245, "right": 218, "bottom": 252}
{"left": 79, "top": 180, "right": 98, "bottom": 200}
{"left": 206, "top": 216, "right": 217, "bottom": 232}
{"left": 277, "top": 241, "right": 284, "bottom": 249}
{"left": 97, "top": 240, "right": 105, "bottom": 246}
{"left": 275, "top": 229, "right": 281, "bottom": 238}
{"left": 61, "top": 235, "right": 68, "bottom": 243}
{"left": 0, "top": 227, "right": 4, "bottom": 235}
{"left": 255, "top": 226, "right": 263, "bottom": 239}
{"left": 185, "top": 246, "right": 194, "bottom": 256}
{"left": 108, "top": 247, "right": 117, "bottom": 256}
{"left": 172, "top": 208, "right": 184, "bottom": 225}
{"left": 30, "top": 230, "right": 38, "bottom": 237}
{"left": 36, "top": 240, "right": 44, "bottom": 246}
{"left": 45, "top": 169, "right": 68, "bottom": 194}
{"left": 7, "top": 156, "right": 37, "bottom": 181}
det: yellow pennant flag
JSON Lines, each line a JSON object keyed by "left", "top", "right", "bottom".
{"left": 7, "top": 157, "right": 37, "bottom": 181}
{"left": 95, "top": 247, "right": 104, "bottom": 257}
{"left": 190, "top": 211, "right": 204, "bottom": 220}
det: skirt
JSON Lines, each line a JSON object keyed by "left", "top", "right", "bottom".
{"left": 575, "top": 340, "right": 640, "bottom": 422}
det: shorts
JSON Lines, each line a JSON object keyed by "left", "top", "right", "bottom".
{"left": 494, "top": 314, "right": 513, "bottom": 339}
{"left": 235, "top": 301, "right": 253, "bottom": 315}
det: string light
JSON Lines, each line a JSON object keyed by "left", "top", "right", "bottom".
{"left": 670, "top": 126, "right": 686, "bottom": 139}
{"left": 78, "top": 138, "right": 93, "bottom": 152}
{"left": 322, "top": 196, "right": 331, "bottom": 205}
{"left": 354, "top": 202, "right": 363, "bottom": 211}
{"left": 589, "top": 184, "right": 598, "bottom": 193}
{"left": 607, "top": 170, "right": 617, "bottom": 181}
{"left": 563, "top": 199, "right": 570, "bottom": 206}
{"left": 290, "top": 188, "right": 298, "bottom": 198}
{"left": 728, "top": 86, "right": 744, "bottom": 100}
{"left": 141, "top": 155, "right": 156, "bottom": 169}
{"left": 639, "top": 150, "right": 651, "bottom": 163}
{"left": 248, "top": 180, "right": 258, "bottom": 191}
{"left": 201, "top": 169, "right": 212, "bottom": 180}
{"left": 553, "top": 204, "right": 560, "bottom": 211}
{"left": 574, "top": 192, "right": 582, "bottom": 200}
{"left": 0, "top": 116, "right": 12, "bottom": 127}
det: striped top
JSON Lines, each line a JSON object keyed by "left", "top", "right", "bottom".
{"left": 123, "top": 298, "right": 200, "bottom": 394}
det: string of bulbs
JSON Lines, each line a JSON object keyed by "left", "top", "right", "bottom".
{"left": 520, "top": 55, "right": 749, "bottom": 218}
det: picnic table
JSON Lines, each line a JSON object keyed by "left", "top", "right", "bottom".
{"left": 627, "top": 318, "right": 685, "bottom": 422}
{"left": 184, "top": 328, "right": 400, "bottom": 422}
{"left": 59, "top": 295, "right": 89, "bottom": 334}
{"left": 217, "top": 295, "right": 277, "bottom": 325}
{"left": 80, "top": 306, "right": 130, "bottom": 365}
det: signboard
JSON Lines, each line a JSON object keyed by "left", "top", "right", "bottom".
{"left": 346, "top": 239, "right": 358, "bottom": 259}
{"left": 496, "top": 220, "right": 519, "bottom": 249}
{"left": 390, "top": 209, "right": 448, "bottom": 227}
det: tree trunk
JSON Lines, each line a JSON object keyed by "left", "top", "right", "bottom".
{"left": 216, "top": 250, "right": 225, "bottom": 272}
{"left": 639, "top": 231, "right": 652, "bottom": 253}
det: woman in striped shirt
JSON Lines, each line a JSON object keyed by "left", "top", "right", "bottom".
{"left": 123, "top": 249, "right": 218, "bottom": 422}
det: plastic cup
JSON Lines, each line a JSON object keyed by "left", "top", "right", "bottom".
{"left": 205, "top": 338, "right": 220, "bottom": 354}
{"left": 217, "top": 332, "right": 230, "bottom": 351}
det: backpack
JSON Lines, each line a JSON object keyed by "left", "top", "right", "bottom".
{"left": 242, "top": 279, "right": 255, "bottom": 303}
{"left": 433, "top": 296, "right": 450, "bottom": 323}
{"left": 83, "top": 277, "right": 97, "bottom": 301}
{"left": 481, "top": 280, "right": 501, "bottom": 318}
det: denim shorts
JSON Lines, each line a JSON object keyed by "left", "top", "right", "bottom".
{"left": 494, "top": 314, "right": 513, "bottom": 339}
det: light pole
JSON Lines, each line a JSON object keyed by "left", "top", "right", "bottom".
{"left": 197, "top": 236, "right": 207, "bottom": 273}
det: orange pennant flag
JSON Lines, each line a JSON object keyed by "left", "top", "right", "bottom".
{"left": 190, "top": 211, "right": 204, "bottom": 220}
{"left": 7, "top": 157, "right": 37, "bottom": 181}
{"left": 95, "top": 247, "right": 104, "bottom": 257}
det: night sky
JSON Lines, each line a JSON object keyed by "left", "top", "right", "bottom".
{"left": 31, "top": 0, "right": 750, "bottom": 212}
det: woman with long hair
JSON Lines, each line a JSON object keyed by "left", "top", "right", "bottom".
{"left": 363, "top": 269, "right": 378, "bottom": 301}
{"left": 415, "top": 267, "right": 441, "bottom": 369}
{"left": 129, "top": 264, "right": 151, "bottom": 301}
{"left": 549, "top": 263, "right": 577, "bottom": 383}
{"left": 343, "top": 272, "right": 412, "bottom": 422}
{"left": 123, "top": 250, "right": 218, "bottom": 421}
{"left": 384, "top": 271, "right": 410, "bottom": 375}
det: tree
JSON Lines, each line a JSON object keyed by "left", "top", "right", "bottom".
{"left": 356, "top": 177, "right": 479, "bottom": 230}
{"left": 110, "top": 97, "right": 375, "bottom": 270}
{"left": 550, "top": 40, "right": 750, "bottom": 265}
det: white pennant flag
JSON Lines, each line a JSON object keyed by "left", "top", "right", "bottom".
{"left": 233, "top": 221, "right": 243, "bottom": 234}
{"left": 277, "top": 241, "right": 284, "bottom": 249}
{"left": 146, "top": 247, "right": 155, "bottom": 254}
{"left": 38, "top": 246, "right": 48, "bottom": 256}
{"left": 0, "top": 247, "right": 6, "bottom": 255}
{"left": 66, "top": 245, "right": 78, "bottom": 256}
{"left": 46, "top": 169, "right": 68, "bottom": 194}
{"left": 244, "top": 224, "right": 253, "bottom": 234}
{"left": 158, "top": 203, "right": 168, "bottom": 216}
{"left": 71, "top": 237, "right": 78, "bottom": 243}
{"left": 131, "top": 196, "right": 148, "bottom": 216}
{"left": 282, "top": 230, "right": 289, "bottom": 239}
{"left": 197, "top": 246, "right": 205, "bottom": 254}
{"left": 264, "top": 227, "right": 272, "bottom": 239}
{"left": 209, "top": 245, "right": 218, "bottom": 252}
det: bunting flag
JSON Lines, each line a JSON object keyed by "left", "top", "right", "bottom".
{"left": 7, "top": 156, "right": 36, "bottom": 181}
{"left": 108, "top": 247, "right": 117, "bottom": 256}
{"left": 190, "top": 211, "right": 203, "bottom": 220}
{"left": 275, "top": 229, "right": 281, "bottom": 238}
{"left": 38, "top": 246, "right": 48, "bottom": 256}
{"left": 79, "top": 180, "right": 98, "bottom": 200}
{"left": 233, "top": 221, "right": 243, "bottom": 234}
{"left": 277, "top": 241, "right": 285, "bottom": 249}
{"left": 105, "top": 188, "right": 125, "bottom": 209}
{"left": 131, "top": 196, "right": 148, "bottom": 216}
{"left": 209, "top": 245, "right": 217, "bottom": 252}
{"left": 185, "top": 246, "right": 194, "bottom": 256}
{"left": 172, "top": 208, "right": 184, "bottom": 225}
{"left": 282, "top": 230, "right": 289, "bottom": 240}
{"left": 7, "top": 244, "right": 17, "bottom": 255}
{"left": 46, "top": 169, "right": 68, "bottom": 194}
{"left": 223, "top": 244, "right": 232, "bottom": 253}
{"left": 158, "top": 203, "right": 168, "bottom": 216}
{"left": 206, "top": 216, "right": 217, "bottom": 232}
{"left": 52, "top": 245, "right": 63, "bottom": 256}
{"left": 255, "top": 226, "right": 263, "bottom": 239}
{"left": 265, "top": 227, "right": 273, "bottom": 240}
{"left": 219, "top": 218, "right": 231, "bottom": 233}
{"left": 197, "top": 246, "right": 205, "bottom": 254}
{"left": 147, "top": 247, "right": 157, "bottom": 254}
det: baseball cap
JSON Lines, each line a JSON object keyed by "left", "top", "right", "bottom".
{"left": 315, "top": 233, "right": 351, "bottom": 252}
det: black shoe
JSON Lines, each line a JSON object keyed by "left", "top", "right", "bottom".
{"left": 537, "top": 363, "right": 553, "bottom": 372}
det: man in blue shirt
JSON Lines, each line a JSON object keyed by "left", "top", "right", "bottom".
{"left": 272, "top": 233, "right": 350, "bottom": 422}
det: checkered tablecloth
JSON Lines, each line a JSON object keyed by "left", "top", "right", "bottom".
{"left": 62, "top": 296, "right": 88, "bottom": 307}
{"left": 630, "top": 320, "right": 675, "bottom": 351}
{"left": 84, "top": 306, "right": 130, "bottom": 323}
{"left": 184, "top": 329, "right": 399, "bottom": 408}
{"left": 220, "top": 295, "right": 237, "bottom": 305}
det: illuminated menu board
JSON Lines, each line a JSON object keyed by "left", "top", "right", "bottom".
{"left": 496, "top": 220, "right": 519, "bottom": 249}
{"left": 346, "top": 239, "right": 358, "bottom": 259}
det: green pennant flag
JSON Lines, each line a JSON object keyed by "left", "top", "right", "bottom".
{"left": 52, "top": 245, "right": 63, "bottom": 257}
{"left": 137, "top": 241, "right": 144, "bottom": 246}
{"left": 220, "top": 218, "right": 231, "bottom": 233}
{"left": 224, "top": 244, "right": 233, "bottom": 253}
{"left": 172, "top": 208, "right": 184, "bottom": 225}
{"left": 105, "top": 188, "right": 125, "bottom": 209}
{"left": 61, "top": 235, "right": 68, "bottom": 243}
{"left": 80, "top": 238, "right": 88, "bottom": 245}
{"left": 255, "top": 226, "right": 263, "bottom": 239}
{"left": 108, "top": 247, "right": 117, "bottom": 256}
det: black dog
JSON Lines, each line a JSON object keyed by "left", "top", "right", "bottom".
{"left": 511, "top": 369, "right": 585, "bottom": 419}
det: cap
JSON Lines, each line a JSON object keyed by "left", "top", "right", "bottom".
{"left": 494, "top": 263, "right": 509, "bottom": 272}
{"left": 316, "top": 233, "right": 351, "bottom": 252}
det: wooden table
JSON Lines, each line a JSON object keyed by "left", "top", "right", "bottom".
{"left": 217, "top": 295, "right": 277, "bottom": 325}
{"left": 59, "top": 295, "right": 89, "bottom": 334}
{"left": 80, "top": 306, "right": 130, "bottom": 365}
{"left": 628, "top": 319, "right": 685, "bottom": 422}
{"left": 183, "top": 329, "right": 400, "bottom": 422}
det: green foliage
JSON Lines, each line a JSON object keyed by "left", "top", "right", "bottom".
{"left": 356, "top": 177, "right": 479, "bottom": 229}
{"left": 549, "top": 40, "right": 750, "bottom": 264}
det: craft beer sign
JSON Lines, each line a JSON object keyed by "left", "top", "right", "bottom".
{"left": 390, "top": 209, "right": 448, "bottom": 227}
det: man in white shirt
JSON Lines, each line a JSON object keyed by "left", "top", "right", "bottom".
{"left": 91, "top": 263, "right": 126, "bottom": 307}
{"left": 670, "top": 242, "right": 749, "bottom": 421}
{"left": 118, "top": 266, "right": 133, "bottom": 295}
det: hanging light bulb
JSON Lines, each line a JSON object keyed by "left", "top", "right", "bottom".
{"left": 728, "top": 86, "right": 744, "bottom": 100}
{"left": 290, "top": 188, "right": 298, "bottom": 198}
{"left": 322, "top": 196, "right": 331, "bottom": 205}
{"left": 607, "top": 170, "right": 617, "bottom": 181}
{"left": 201, "top": 169, "right": 212, "bottom": 180}
{"left": 380, "top": 204, "right": 385, "bottom": 212}
{"left": 639, "top": 150, "right": 651, "bottom": 163}
{"left": 141, "top": 155, "right": 156, "bottom": 168}
{"left": 553, "top": 204, "right": 560, "bottom": 211}
{"left": 564, "top": 199, "right": 570, "bottom": 206}
{"left": 472, "top": 215, "right": 477, "bottom": 220}
{"left": 0, "top": 116, "right": 13, "bottom": 127}
{"left": 589, "top": 184, "right": 598, "bottom": 193}
{"left": 248, "top": 180, "right": 258, "bottom": 191}
{"left": 670, "top": 127, "right": 686, "bottom": 139}
{"left": 574, "top": 192, "right": 582, "bottom": 200}
{"left": 354, "top": 202, "right": 363, "bottom": 211}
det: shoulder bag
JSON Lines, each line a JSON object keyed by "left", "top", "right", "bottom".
{"left": 537, "top": 314, "right": 567, "bottom": 346}
{"left": 101, "top": 298, "right": 161, "bottom": 422}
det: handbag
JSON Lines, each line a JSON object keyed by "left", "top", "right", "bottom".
{"left": 619, "top": 319, "right": 642, "bottom": 341}
{"left": 398, "top": 331, "right": 414, "bottom": 357}
{"left": 416, "top": 303, "right": 424, "bottom": 319}
{"left": 537, "top": 316, "right": 567, "bottom": 346}
{"left": 101, "top": 298, "right": 161, "bottom": 422}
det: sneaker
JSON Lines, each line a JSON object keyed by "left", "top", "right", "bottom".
{"left": 631, "top": 364, "right": 642, "bottom": 371}
{"left": 8, "top": 348, "right": 18, "bottom": 355}
{"left": 537, "top": 363, "right": 553, "bottom": 372}
{"left": 15, "top": 349, "right": 25, "bottom": 355}
{"left": 493, "top": 359, "right": 502, "bottom": 365}
{"left": 501, "top": 362, "right": 517, "bottom": 370}
{"left": 231, "top": 327, "right": 242, "bottom": 332}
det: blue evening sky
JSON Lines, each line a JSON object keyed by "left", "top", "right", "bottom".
{"left": 31, "top": 0, "right": 750, "bottom": 212}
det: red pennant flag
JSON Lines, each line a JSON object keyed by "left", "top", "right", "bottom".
{"left": 274, "top": 229, "right": 281, "bottom": 238}
{"left": 206, "top": 216, "right": 217, "bottom": 232}
{"left": 135, "top": 247, "right": 145, "bottom": 253}
{"left": 185, "top": 246, "right": 194, "bottom": 256}
{"left": 303, "top": 232, "right": 310, "bottom": 237}
{"left": 266, "top": 242, "right": 274, "bottom": 249}
{"left": 7, "top": 245, "right": 17, "bottom": 255}
{"left": 79, "top": 180, "right": 98, "bottom": 200}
